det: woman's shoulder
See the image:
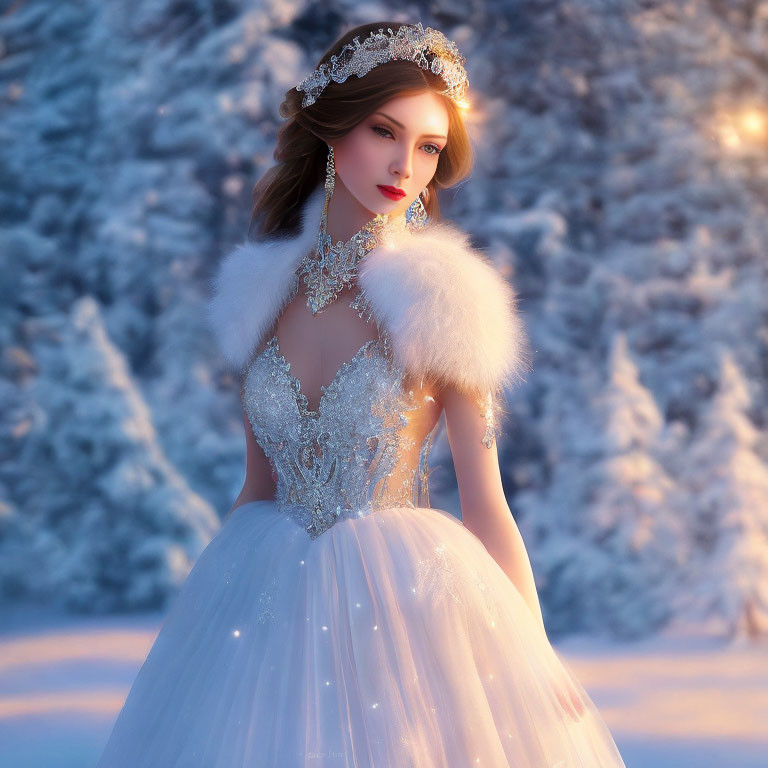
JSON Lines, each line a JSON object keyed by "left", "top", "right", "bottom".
{"left": 205, "top": 190, "right": 325, "bottom": 374}
{"left": 205, "top": 235, "right": 302, "bottom": 375}
{"left": 357, "top": 217, "right": 533, "bottom": 397}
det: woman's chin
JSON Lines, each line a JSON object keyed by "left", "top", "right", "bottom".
{"left": 377, "top": 202, "right": 407, "bottom": 218}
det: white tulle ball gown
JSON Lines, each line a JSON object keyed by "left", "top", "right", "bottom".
{"left": 96, "top": 184, "right": 626, "bottom": 766}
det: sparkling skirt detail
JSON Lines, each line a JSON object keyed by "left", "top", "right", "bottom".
{"left": 96, "top": 501, "right": 626, "bottom": 767}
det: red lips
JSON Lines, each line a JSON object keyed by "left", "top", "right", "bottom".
{"left": 377, "top": 185, "right": 406, "bottom": 200}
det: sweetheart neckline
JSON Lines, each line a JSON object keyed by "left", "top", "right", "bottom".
{"left": 267, "top": 333, "right": 382, "bottom": 419}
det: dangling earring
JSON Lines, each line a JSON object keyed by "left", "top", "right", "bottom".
{"left": 298, "top": 143, "right": 390, "bottom": 314}
{"left": 325, "top": 144, "right": 336, "bottom": 196}
{"left": 406, "top": 186, "right": 429, "bottom": 231}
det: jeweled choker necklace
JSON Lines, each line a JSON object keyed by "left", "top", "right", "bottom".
{"left": 297, "top": 191, "right": 404, "bottom": 316}
{"left": 298, "top": 144, "right": 417, "bottom": 315}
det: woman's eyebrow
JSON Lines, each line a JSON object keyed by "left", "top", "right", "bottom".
{"left": 373, "top": 111, "right": 447, "bottom": 140}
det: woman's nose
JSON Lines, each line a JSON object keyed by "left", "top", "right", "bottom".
{"left": 390, "top": 150, "right": 413, "bottom": 180}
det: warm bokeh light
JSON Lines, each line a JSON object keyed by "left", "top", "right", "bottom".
{"left": 739, "top": 109, "right": 765, "bottom": 137}
{"left": 456, "top": 97, "right": 471, "bottom": 113}
{"left": 712, "top": 105, "right": 768, "bottom": 150}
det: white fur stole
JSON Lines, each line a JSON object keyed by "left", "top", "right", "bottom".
{"left": 206, "top": 184, "right": 531, "bottom": 396}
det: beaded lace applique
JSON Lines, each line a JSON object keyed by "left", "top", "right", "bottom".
{"left": 241, "top": 277, "right": 434, "bottom": 540}
{"left": 413, "top": 542, "right": 502, "bottom": 625}
{"left": 478, "top": 389, "right": 504, "bottom": 449}
{"left": 415, "top": 543, "right": 462, "bottom": 606}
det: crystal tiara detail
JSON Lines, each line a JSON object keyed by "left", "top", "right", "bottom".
{"left": 295, "top": 22, "right": 470, "bottom": 109}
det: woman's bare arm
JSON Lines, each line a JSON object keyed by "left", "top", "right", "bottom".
{"left": 228, "top": 410, "right": 277, "bottom": 517}
{"left": 440, "top": 384, "right": 547, "bottom": 636}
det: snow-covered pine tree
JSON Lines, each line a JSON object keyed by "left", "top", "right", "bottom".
{"left": 518, "top": 333, "right": 681, "bottom": 639}
{"left": 675, "top": 352, "right": 768, "bottom": 643}
{"left": 7, "top": 296, "right": 220, "bottom": 612}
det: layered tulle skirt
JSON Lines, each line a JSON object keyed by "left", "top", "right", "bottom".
{"left": 96, "top": 501, "right": 626, "bottom": 767}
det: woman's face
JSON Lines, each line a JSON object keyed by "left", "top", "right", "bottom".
{"left": 330, "top": 90, "right": 450, "bottom": 218}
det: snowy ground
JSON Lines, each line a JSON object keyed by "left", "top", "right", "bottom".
{"left": 0, "top": 603, "right": 766, "bottom": 768}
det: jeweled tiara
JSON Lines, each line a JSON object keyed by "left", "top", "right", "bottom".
{"left": 295, "top": 22, "right": 470, "bottom": 109}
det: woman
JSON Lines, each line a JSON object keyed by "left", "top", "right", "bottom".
{"left": 96, "top": 21, "right": 627, "bottom": 767}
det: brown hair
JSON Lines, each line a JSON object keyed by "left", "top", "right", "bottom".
{"left": 248, "top": 21, "right": 474, "bottom": 240}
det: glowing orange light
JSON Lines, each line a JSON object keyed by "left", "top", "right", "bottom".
{"left": 739, "top": 109, "right": 765, "bottom": 137}
{"left": 712, "top": 105, "right": 768, "bottom": 150}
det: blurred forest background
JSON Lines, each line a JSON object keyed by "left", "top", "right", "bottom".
{"left": 2, "top": 0, "right": 768, "bottom": 650}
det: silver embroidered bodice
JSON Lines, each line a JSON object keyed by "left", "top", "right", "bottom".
{"left": 240, "top": 281, "right": 436, "bottom": 541}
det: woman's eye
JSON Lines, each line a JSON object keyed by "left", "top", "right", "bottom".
{"left": 372, "top": 125, "right": 443, "bottom": 157}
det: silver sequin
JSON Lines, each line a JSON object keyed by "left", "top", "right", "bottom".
{"left": 256, "top": 576, "right": 279, "bottom": 624}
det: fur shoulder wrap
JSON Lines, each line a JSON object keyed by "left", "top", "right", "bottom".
{"left": 206, "top": 184, "right": 532, "bottom": 397}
